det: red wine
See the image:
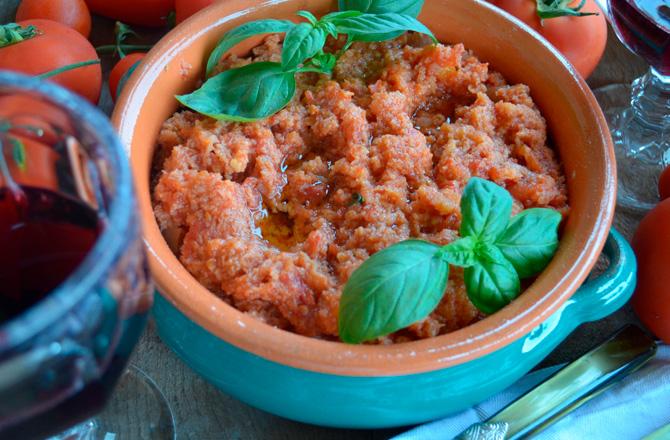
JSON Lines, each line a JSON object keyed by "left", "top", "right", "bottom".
{"left": 610, "top": 0, "right": 670, "bottom": 75}
{"left": 0, "top": 352, "right": 132, "bottom": 440}
{"left": 0, "top": 186, "right": 100, "bottom": 323}
{"left": 0, "top": 185, "right": 150, "bottom": 439}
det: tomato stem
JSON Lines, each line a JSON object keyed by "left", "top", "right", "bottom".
{"left": 107, "top": 21, "right": 146, "bottom": 58}
{"left": 38, "top": 60, "right": 100, "bottom": 79}
{"left": 535, "top": 0, "right": 599, "bottom": 19}
{"left": 0, "top": 23, "right": 39, "bottom": 48}
{"left": 96, "top": 44, "right": 153, "bottom": 54}
{"left": 165, "top": 11, "right": 177, "bottom": 29}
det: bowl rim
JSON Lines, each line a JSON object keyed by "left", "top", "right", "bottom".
{"left": 113, "top": 0, "right": 616, "bottom": 376}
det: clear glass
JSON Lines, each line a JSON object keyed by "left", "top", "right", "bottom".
{"left": 592, "top": 0, "right": 670, "bottom": 212}
{"left": 0, "top": 71, "right": 174, "bottom": 439}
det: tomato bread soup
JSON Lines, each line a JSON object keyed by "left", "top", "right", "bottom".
{"left": 152, "top": 34, "right": 569, "bottom": 343}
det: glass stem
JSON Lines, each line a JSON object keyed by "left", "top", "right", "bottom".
{"left": 630, "top": 67, "right": 670, "bottom": 130}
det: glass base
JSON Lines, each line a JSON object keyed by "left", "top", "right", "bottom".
{"left": 593, "top": 83, "right": 670, "bottom": 213}
{"left": 46, "top": 365, "right": 176, "bottom": 440}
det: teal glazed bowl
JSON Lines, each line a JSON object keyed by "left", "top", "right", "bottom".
{"left": 114, "top": 0, "right": 636, "bottom": 428}
{"left": 153, "top": 232, "right": 635, "bottom": 428}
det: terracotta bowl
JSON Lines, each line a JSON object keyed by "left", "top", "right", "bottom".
{"left": 113, "top": 0, "right": 636, "bottom": 428}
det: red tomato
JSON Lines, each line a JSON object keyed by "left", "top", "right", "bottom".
{"left": 16, "top": 0, "right": 92, "bottom": 38}
{"left": 4, "top": 135, "right": 61, "bottom": 190}
{"left": 85, "top": 0, "right": 175, "bottom": 27}
{"left": 632, "top": 198, "right": 670, "bottom": 343}
{"left": 0, "top": 20, "right": 102, "bottom": 103}
{"left": 659, "top": 165, "right": 670, "bottom": 201}
{"left": 176, "top": 0, "right": 215, "bottom": 23}
{"left": 109, "top": 53, "right": 146, "bottom": 102}
{"left": 489, "top": 0, "right": 607, "bottom": 78}
{"left": 0, "top": 95, "right": 74, "bottom": 190}
{"left": 0, "top": 95, "right": 75, "bottom": 145}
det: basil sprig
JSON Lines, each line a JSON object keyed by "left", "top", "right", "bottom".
{"left": 178, "top": 0, "right": 434, "bottom": 121}
{"left": 339, "top": 178, "right": 562, "bottom": 344}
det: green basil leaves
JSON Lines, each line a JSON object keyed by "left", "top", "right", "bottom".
{"left": 282, "top": 22, "right": 327, "bottom": 69}
{"left": 460, "top": 176, "right": 513, "bottom": 241}
{"left": 463, "top": 242, "right": 520, "bottom": 314}
{"left": 177, "top": 62, "right": 296, "bottom": 122}
{"left": 338, "top": 178, "right": 562, "bottom": 343}
{"left": 338, "top": 0, "right": 424, "bottom": 17}
{"left": 496, "top": 208, "right": 562, "bottom": 278}
{"left": 179, "top": 3, "right": 436, "bottom": 121}
{"left": 339, "top": 240, "right": 449, "bottom": 344}
{"left": 205, "top": 19, "right": 295, "bottom": 76}
{"left": 330, "top": 13, "right": 436, "bottom": 44}
{"left": 438, "top": 236, "right": 477, "bottom": 267}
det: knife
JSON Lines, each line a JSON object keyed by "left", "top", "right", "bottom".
{"left": 455, "top": 325, "right": 657, "bottom": 440}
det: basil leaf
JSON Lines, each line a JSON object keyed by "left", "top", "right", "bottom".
{"left": 460, "top": 177, "right": 512, "bottom": 242}
{"left": 205, "top": 19, "right": 295, "bottom": 76}
{"left": 338, "top": 239, "right": 448, "bottom": 344}
{"left": 320, "top": 11, "right": 364, "bottom": 40}
{"left": 177, "top": 62, "right": 296, "bottom": 121}
{"left": 496, "top": 208, "right": 562, "bottom": 278}
{"left": 464, "top": 243, "right": 520, "bottom": 314}
{"left": 332, "top": 12, "right": 436, "bottom": 43}
{"left": 338, "top": 0, "right": 424, "bottom": 17}
{"left": 296, "top": 10, "right": 318, "bottom": 25}
{"left": 320, "top": 20, "right": 338, "bottom": 39}
{"left": 10, "top": 137, "right": 26, "bottom": 171}
{"left": 301, "top": 51, "right": 337, "bottom": 74}
{"left": 438, "top": 236, "right": 477, "bottom": 267}
{"left": 322, "top": 10, "right": 364, "bottom": 21}
{"left": 282, "top": 23, "right": 327, "bottom": 69}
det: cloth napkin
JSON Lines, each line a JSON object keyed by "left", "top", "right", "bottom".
{"left": 392, "top": 345, "right": 670, "bottom": 440}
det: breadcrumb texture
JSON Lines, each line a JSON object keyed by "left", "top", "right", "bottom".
{"left": 153, "top": 34, "right": 569, "bottom": 343}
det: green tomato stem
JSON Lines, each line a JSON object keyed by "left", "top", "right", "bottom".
{"left": 96, "top": 44, "right": 153, "bottom": 54}
{"left": 38, "top": 60, "right": 100, "bottom": 79}
{"left": 535, "top": 0, "right": 598, "bottom": 19}
{"left": 0, "top": 23, "right": 39, "bottom": 49}
{"left": 10, "top": 138, "right": 27, "bottom": 171}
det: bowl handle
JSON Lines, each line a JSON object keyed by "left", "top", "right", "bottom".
{"left": 568, "top": 229, "right": 637, "bottom": 323}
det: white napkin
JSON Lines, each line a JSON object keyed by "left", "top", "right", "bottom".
{"left": 393, "top": 345, "right": 670, "bottom": 440}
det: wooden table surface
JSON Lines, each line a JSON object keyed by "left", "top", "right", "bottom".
{"left": 0, "top": 2, "right": 651, "bottom": 438}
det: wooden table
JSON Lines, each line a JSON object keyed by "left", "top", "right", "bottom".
{"left": 0, "top": 2, "right": 651, "bottom": 438}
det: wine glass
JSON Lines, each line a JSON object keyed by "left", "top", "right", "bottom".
{"left": 0, "top": 70, "right": 175, "bottom": 439}
{"left": 592, "top": 0, "right": 669, "bottom": 212}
